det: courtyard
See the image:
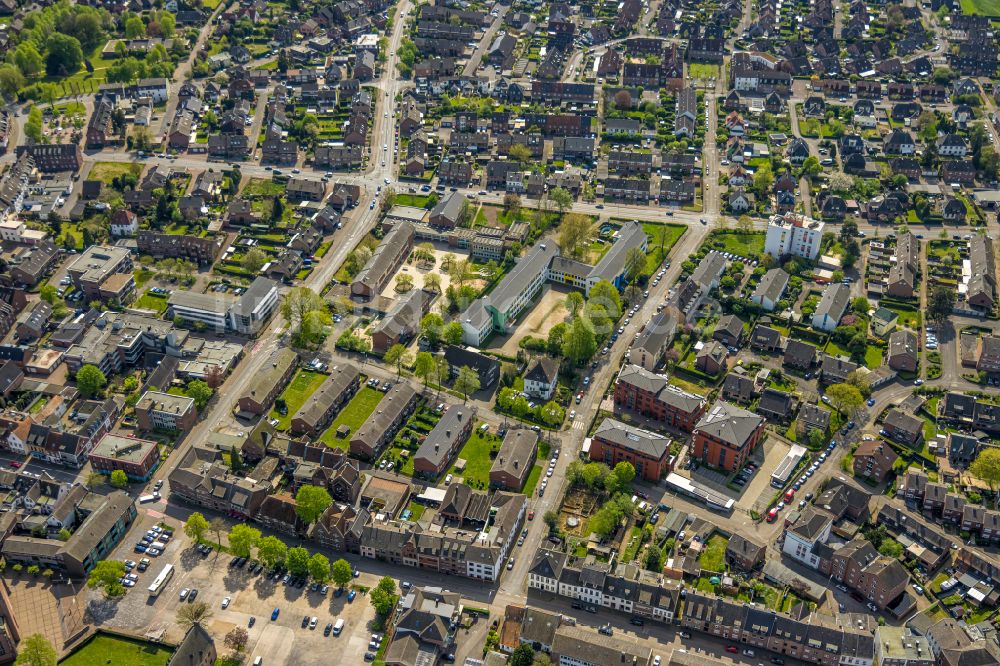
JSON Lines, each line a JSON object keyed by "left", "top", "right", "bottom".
{"left": 487, "top": 284, "right": 572, "bottom": 357}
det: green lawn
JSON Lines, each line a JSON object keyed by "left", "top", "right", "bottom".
{"left": 134, "top": 290, "right": 169, "bottom": 315}
{"left": 243, "top": 178, "right": 286, "bottom": 198}
{"left": 864, "top": 346, "right": 883, "bottom": 369}
{"left": 393, "top": 194, "right": 432, "bottom": 208}
{"left": 387, "top": 447, "right": 415, "bottom": 475}
{"left": 405, "top": 501, "right": 426, "bottom": 521}
{"left": 61, "top": 633, "right": 172, "bottom": 666}
{"left": 523, "top": 464, "right": 543, "bottom": 495}
{"left": 688, "top": 63, "right": 720, "bottom": 79}
{"left": 698, "top": 534, "right": 729, "bottom": 572}
{"left": 960, "top": 0, "right": 1000, "bottom": 14}
{"left": 641, "top": 223, "right": 687, "bottom": 274}
{"left": 134, "top": 269, "right": 154, "bottom": 288}
{"left": 448, "top": 425, "right": 500, "bottom": 486}
{"left": 319, "top": 386, "right": 385, "bottom": 448}
{"left": 89, "top": 162, "right": 143, "bottom": 184}
{"left": 711, "top": 231, "right": 766, "bottom": 259}
{"left": 270, "top": 370, "right": 329, "bottom": 430}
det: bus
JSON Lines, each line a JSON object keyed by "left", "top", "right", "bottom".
{"left": 148, "top": 564, "right": 174, "bottom": 597}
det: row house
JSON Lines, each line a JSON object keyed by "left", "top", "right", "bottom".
{"left": 613, "top": 364, "right": 706, "bottom": 431}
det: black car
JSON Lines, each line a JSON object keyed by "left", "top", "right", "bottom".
{"left": 571, "top": 602, "right": 582, "bottom": 610}
{"left": 296, "top": 578, "right": 305, "bottom": 588}
{"left": 771, "top": 659, "right": 785, "bottom": 665}
{"left": 229, "top": 557, "right": 240, "bottom": 568}
{"left": 187, "top": 589, "right": 198, "bottom": 602}
{"left": 364, "top": 654, "right": 376, "bottom": 662}
{"left": 324, "top": 623, "right": 333, "bottom": 636}
{"left": 630, "top": 617, "right": 644, "bottom": 626}
{"left": 302, "top": 616, "right": 310, "bottom": 628}
{"left": 249, "top": 617, "right": 256, "bottom": 628}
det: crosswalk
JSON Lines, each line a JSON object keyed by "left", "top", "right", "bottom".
{"left": 571, "top": 420, "right": 586, "bottom": 431}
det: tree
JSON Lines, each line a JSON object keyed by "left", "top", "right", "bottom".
{"left": 928, "top": 285, "right": 956, "bottom": 324}
{"left": 282, "top": 287, "right": 331, "bottom": 347}
{"left": 801, "top": 156, "right": 822, "bottom": 177}
{"left": 825, "top": 383, "right": 864, "bottom": 417}
{"left": 184, "top": 512, "right": 209, "bottom": 544}
{"left": 57, "top": 528, "right": 71, "bottom": 541}
{"left": 385, "top": 344, "right": 410, "bottom": 376}
{"left": 242, "top": 247, "right": 267, "bottom": 275}
{"left": 508, "top": 143, "right": 532, "bottom": 165}
{"left": 14, "top": 634, "right": 57, "bottom": 666}
{"left": 0, "top": 65, "right": 24, "bottom": 98}
{"left": 370, "top": 576, "right": 397, "bottom": 616}
{"left": 414, "top": 351, "right": 435, "bottom": 387}
{"left": 613, "top": 89, "right": 633, "bottom": 110}
{"left": 176, "top": 601, "right": 213, "bottom": 629}
{"left": 424, "top": 273, "right": 442, "bottom": 293}
{"left": 539, "top": 401, "right": 565, "bottom": 426}
{"left": 558, "top": 213, "right": 593, "bottom": 258}
{"left": 624, "top": 246, "right": 646, "bottom": 285}
{"left": 76, "top": 364, "right": 107, "bottom": 397}
{"left": 543, "top": 510, "right": 558, "bottom": 532}
{"left": 13, "top": 43, "right": 43, "bottom": 78}
{"left": 124, "top": 16, "right": 146, "bottom": 39}
{"left": 420, "top": 312, "right": 444, "bottom": 346}
{"left": 971, "top": 448, "right": 1000, "bottom": 508}
{"left": 878, "top": 538, "right": 903, "bottom": 558}
{"left": 752, "top": 163, "right": 774, "bottom": 197}
{"left": 395, "top": 273, "right": 414, "bottom": 292}
{"left": 736, "top": 214, "right": 753, "bottom": 234}
{"left": 256, "top": 536, "right": 287, "bottom": 569}
{"left": 613, "top": 461, "right": 636, "bottom": 486}
{"left": 588, "top": 280, "right": 622, "bottom": 320}
{"left": 109, "top": 470, "right": 128, "bottom": 488}
{"left": 228, "top": 524, "right": 260, "bottom": 558}
{"left": 285, "top": 547, "right": 309, "bottom": 575}
{"left": 443, "top": 321, "right": 464, "bottom": 346}
{"left": 808, "top": 428, "right": 827, "bottom": 449}
{"left": 209, "top": 517, "right": 227, "bottom": 547}
{"left": 562, "top": 315, "right": 597, "bottom": 365}
{"left": 454, "top": 365, "right": 481, "bottom": 402}
{"left": 550, "top": 187, "right": 573, "bottom": 213}
{"left": 46, "top": 33, "right": 84, "bottom": 77}
{"left": 503, "top": 192, "right": 521, "bottom": 218}
{"left": 224, "top": 627, "right": 249, "bottom": 653}
{"left": 295, "top": 485, "right": 333, "bottom": 524}
{"left": 565, "top": 291, "right": 584, "bottom": 316}
{"left": 185, "top": 380, "right": 213, "bottom": 411}
{"left": 644, "top": 545, "right": 664, "bottom": 571}
{"left": 511, "top": 644, "right": 536, "bottom": 666}
{"left": 87, "top": 560, "right": 126, "bottom": 597}
{"left": 308, "top": 553, "right": 331, "bottom": 583}
{"left": 331, "top": 558, "right": 353, "bottom": 587}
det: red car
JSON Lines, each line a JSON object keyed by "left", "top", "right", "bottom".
{"left": 527, "top": 511, "right": 534, "bottom": 521}
{"left": 9, "top": 462, "right": 21, "bottom": 469}
{"left": 725, "top": 646, "right": 738, "bottom": 654}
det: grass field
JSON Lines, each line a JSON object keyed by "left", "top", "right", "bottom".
{"left": 61, "top": 633, "right": 172, "bottom": 666}
{"left": 243, "top": 178, "right": 286, "bottom": 198}
{"left": 405, "top": 501, "right": 426, "bottom": 521}
{"left": 960, "top": 0, "right": 1000, "bottom": 15}
{"left": 449, "top": 425, "right": 499, "bottom": 486}
{"left": 319, "top": 386, "right": 385, "bottom": 448}
{"left": 698, "top": 534, "right": 729, "bottom": 572}
{"left": 89, "top": 162, "right": 143, "bottom": 184}
{"left": 393, "top": 194, "right": 432, "bottom": 208}
{"left": 523, "top": 464, "right": 543, "bottom": 495}
{"left": 134, "top": 290, "right": 169, "bottom": 315}
{"left": 270, "top": 370, "right": 329, "bottom": 430}
{"left": 641, "top": 223, "right": 687, "bottom": 274}
{"left": 710, "top": 231, "right": 766, "bottom": 258}
{"left": 689, "top": 63, "right": 720, "bottom": 79}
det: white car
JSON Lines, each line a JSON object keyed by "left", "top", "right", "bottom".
{"left": 222, "top": 597, "right": 231, "bottom": 609}
{"left": 180, "top": 588, "right": 190, "bottom": 600}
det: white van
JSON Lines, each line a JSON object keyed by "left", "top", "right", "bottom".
{"left": 333, "top": 618, "right": 345, "bottom": 636}
{"left": 253, "top": 658, "right": 263, "bottom": 666}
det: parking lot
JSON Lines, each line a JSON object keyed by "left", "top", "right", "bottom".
{"left": 93, "top": 508, "right": 383, "bottom": 665}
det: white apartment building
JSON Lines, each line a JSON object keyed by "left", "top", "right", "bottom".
{"left": 765, "top": 213, "right": 825, "bottom": 260}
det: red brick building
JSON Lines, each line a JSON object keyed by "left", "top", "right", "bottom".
{"left": 852, "top": 440, "right": 899, "bottom": 483}
{"left": 613, "top": 364, "right": 706, "bottom": 431}
{"left": 691, "top": 401, "right": 765, "bottom": 472}
{"left": 590, "top": 417, "right": 673, "bottom": 482}
{"left": 88, "top": 433, "right": 161, "bottom": 481}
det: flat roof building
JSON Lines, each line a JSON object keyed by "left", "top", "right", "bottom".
{"left": 89, "top": 433, "right": 161, "bottom": 481}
